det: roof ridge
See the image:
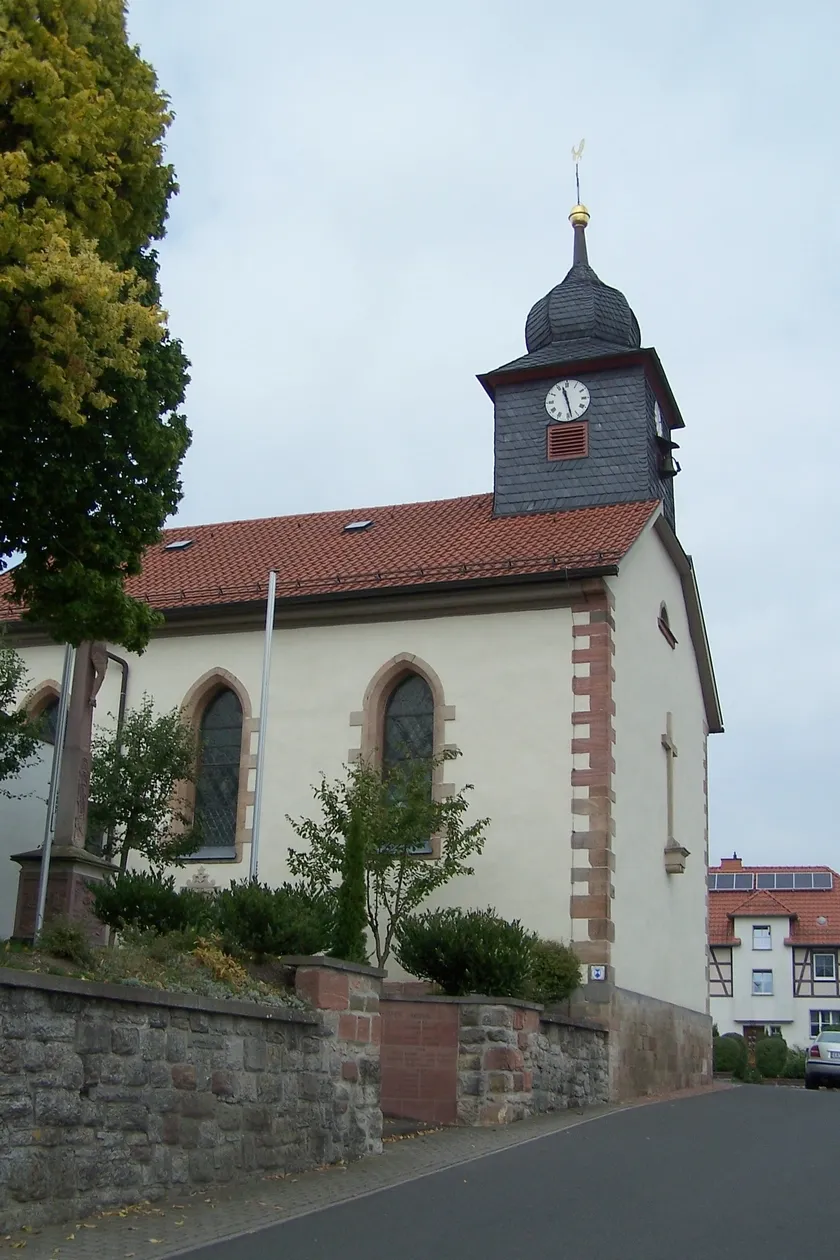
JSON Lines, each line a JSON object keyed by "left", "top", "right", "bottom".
{"left": 159, "top": 495, "right": 660, "bottom": 538}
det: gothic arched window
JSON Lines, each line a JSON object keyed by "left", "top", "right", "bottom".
{"left": 38, "top": 697, "right": 60, "bottom": 745}
{"left": 383, "top": 673, "right": 434, "bottom": 772}
{"left": 195, "top": 688, "right": 243, "bottom": 853}
{"left": 382, "top": 673, "right": 434, "bottom": 853}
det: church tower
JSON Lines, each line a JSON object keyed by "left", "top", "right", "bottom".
{"left": 481, "top": 202, "right": 682, "bottom": 529}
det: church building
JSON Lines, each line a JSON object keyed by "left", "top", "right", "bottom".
{"left": 2, "top": 202, "right": 723, "bottom": 1098}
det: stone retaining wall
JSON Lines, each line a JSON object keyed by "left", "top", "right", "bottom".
{"left": 0, "top": 959, "right": 383, "bottom": 1232}
{"left": 380, "top": 996, "right": 609, "bottom": 1127}
{"left": 568, "top": 984, "right": 712, "bottom": 1100}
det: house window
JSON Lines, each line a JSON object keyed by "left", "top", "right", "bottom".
{"left": 814, "top": 953, "right": 837, "bottom": 981}
{"left": 194, "top": 688, "right": 243, "bottom": 855}
{"left": 810, "top": 1010, "right": 840, "bottom": 1038}
{"left": 752, "top": 925, "right": 771, "bottom": 951}
{"left": 752, "top": 970, "right": 773, "bottom": 996}
{"left": 382, "top": 673, "right": 434, "bottom": 855}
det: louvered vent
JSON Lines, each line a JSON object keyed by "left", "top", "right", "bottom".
{"left": 546, "top": 422, "right": 588, "bottom": 461}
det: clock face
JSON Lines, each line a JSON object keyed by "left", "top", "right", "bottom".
{"left": 545, "top": 379, "right": 590, "bottom": 423}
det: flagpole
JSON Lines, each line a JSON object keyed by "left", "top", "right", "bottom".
{"left": 33, "top": 643, "right": 75, "bottom": 940}
{"left": 249, "top": 570, "right": 276, "bottom": 881}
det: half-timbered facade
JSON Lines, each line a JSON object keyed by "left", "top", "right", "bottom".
{"left": 709, "top": 856, "right": 840, "bottom": 1046}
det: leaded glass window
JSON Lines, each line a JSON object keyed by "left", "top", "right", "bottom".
{"left": 195, "top": 688, "right": 242, "bottom": 852}
{"left": 39, "top": 698, "right": 60, "bottom": 745}
{"left": 383, "top": 673, "right": 434, "bottom": 854}
{"left": 383, "top": 674, "right": 434, "bottom": 770}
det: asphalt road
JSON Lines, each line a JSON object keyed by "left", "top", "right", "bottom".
{"left": 184, "top": 1087, "right": 838, "bottom": 1260}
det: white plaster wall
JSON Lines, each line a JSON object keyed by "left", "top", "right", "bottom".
{"left": 0, "top": 750, "right": 51, "bottom": 938}
{"left": 7, "top": 606, "right": 577, "bottom": 947}
{"left": 608, "top": 522, "right": 710, "bottom": 1014}
{"left": 712, "top": 918, "right": 840, "bottom": 1046}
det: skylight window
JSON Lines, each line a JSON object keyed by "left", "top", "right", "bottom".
{"left": 163, "top": 539, "right": 194, "bottom": 551}
{"left": 343, "top": 520, "right": 373, "bottom": 533}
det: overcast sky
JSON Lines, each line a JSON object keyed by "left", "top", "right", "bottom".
{"left": 127, "top": 0, "right": 839, "bottom": 870}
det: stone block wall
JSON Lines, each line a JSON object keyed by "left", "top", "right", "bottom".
{"left": 0, "top": 959, "right": 383, "bottom": 1232}
{"left": 568, "top": 983, "right": 712, "bottom": 1100}
{"left": 607, "top": 987, "right": 712, "bottom": 1100}
{"left": 379, "top": 999, "right": 459, "bottom": 1125}
{"left": 530, "top": 1013, "right": 610, "bottom": 1111}
{"left": 380, "top": 996, "right": 609, "bottom": 1128}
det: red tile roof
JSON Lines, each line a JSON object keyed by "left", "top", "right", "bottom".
{"left": 0, "top": 494, "right": 658, "bottom": 618}
{"left": 709, "top": 864, "right": 840, "bottom": 946}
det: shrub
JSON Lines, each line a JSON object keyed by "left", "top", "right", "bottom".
{"left": 212, "top": 880, "right": 332, "bottom": 960}
{"left": 90, "top": 870, "right": 211, "bottom": 936}
{"left": 713, "top": 1033, "right": 747, "bottom": 1075}
{"left": 526, "top": 939, "right": 581, "bottom": 1005}
{"left": 755, "top": 1034, "right": 788, "bottom": 1079}
{"left": 740, "top": 1065, "right": 764, "bottom": 1084}
{"left": 394, "top": 907, "right": 536, "bottom": 998}
{"left": 781, "top": 1046, "right": 807, "bottom": 1079}
{"left": 37, "top": 916, "right": 94, "bottom": 968}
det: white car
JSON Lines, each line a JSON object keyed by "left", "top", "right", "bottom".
{"left": 805, "top": 1031, "right": 840, "bottom": 1089}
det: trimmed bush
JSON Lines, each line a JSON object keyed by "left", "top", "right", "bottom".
{"left": 90, "top": 870, "right": 210, "bottom": 936}
{"left": 782, "top": 1046, "right": 807, "bottom": 1080}
{"left": 212, "top": 880, "right": 332, "bottom": 960}
{"left": 713, "top": 1033, "right": 748, "bottom": 1075}
{"left": 755, "top": 1034, "right": 788, "bottom": 1079}
{"left": 526, "top": 939, "right": 581, "bottom": 1005}
{"left": 394, "top": 907, "right": 536, "bottom": 998}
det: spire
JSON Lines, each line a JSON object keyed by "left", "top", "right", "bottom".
{"left": 569, "top": 203, "right": 590, "bottom": 266}
{"left": 569, "top": 140, "right": 589, "bottom": 265}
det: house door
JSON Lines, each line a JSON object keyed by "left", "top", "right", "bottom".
{"left": 743, "top": 1025, "right": 763, "bottom": 1065}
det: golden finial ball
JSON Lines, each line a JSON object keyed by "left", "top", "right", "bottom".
{"left": 569, "top": 203, "right": 590, "bottom": 228}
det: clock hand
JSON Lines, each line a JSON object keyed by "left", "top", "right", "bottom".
{"left": 562, "top": 388, "right": 572, "bottom": 418}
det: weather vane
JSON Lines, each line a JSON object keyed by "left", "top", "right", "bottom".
{"left": 571, "top": 138, "right": 585, "bottom": 203}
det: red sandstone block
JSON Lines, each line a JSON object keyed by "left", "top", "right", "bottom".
{"left": 355, "top": 1016, "right": 371, "bottom": 1042}
{"left": 521, "top": 1070, "right": 533, "bottom": 1091}
{"left": 341, "top": 1061, "right": 359, "bottom": 1082}
{"left": 483, "top": 1047, "right": 523, "bottom": 1072}
{"left": 419, "top": 1068, "right": 456, "bottom": 1098}
{"left": 387, "top": 1070, "right": 420, "bottom": 1099}
{"left": 522, "top": 1010, "right": 540, "bottom": 1032}
{"left": 370, "top": 1014, "right": 381, "bottom": 1044}
{"left": 296, "top": 967, "right": 350, "bottom": 1011}
{"left": 338, "top": 1013, "right": 358, "bottom": 1041}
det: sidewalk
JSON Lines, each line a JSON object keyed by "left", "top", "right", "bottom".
{"left": 1, "top": 1085, "right": 730, "bottom": 1260}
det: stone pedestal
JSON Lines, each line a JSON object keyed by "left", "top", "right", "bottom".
{"left": 10, "top": 846, "right": 117, "bottom": 944}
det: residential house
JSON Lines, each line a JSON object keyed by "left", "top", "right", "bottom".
{"left": 709, "top": 855, "right": 840, "bottom": 1052}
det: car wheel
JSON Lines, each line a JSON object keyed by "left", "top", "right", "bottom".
{"left": 806, "top": 1076, "right": 819, "bottom": 1090}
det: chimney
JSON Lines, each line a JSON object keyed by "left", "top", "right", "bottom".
{"left": 720, "top": 854, "right": 742, "bottom": 872}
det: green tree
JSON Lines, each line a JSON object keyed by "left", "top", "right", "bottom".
{"left": 87, "top": 695, "right": 200, "bottom": 871}
{"left": 288, "top": 754, "right": 489, "bottom": 968}
{"left": 0, "top": 634, "right": 40, "bottom": 795}
{"left": 0, "top": 0, "right": 190, "bottom": 651}
{"left": 330, "top": 804, "right": 369, "bottom": 965}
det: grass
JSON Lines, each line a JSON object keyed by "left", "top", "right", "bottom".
{"left": 0, "top": 924, "right": 309, "bottom": 1011}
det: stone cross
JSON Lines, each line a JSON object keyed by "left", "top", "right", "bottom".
{"left": 661, "top": 712, "right": 678, "bottom": 847}
{"left": 53, "top": 641, "right": 108, "bottom": 849}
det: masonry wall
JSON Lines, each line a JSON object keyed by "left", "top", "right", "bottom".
{"left": 571, "top": 983, "right": 712, "bottom": 1100}
{"left": 380, "top": 996, "right": 609, "bottom": 1127}
{"left": 0, "top": 962, "right": 382, "bottom": 1232}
